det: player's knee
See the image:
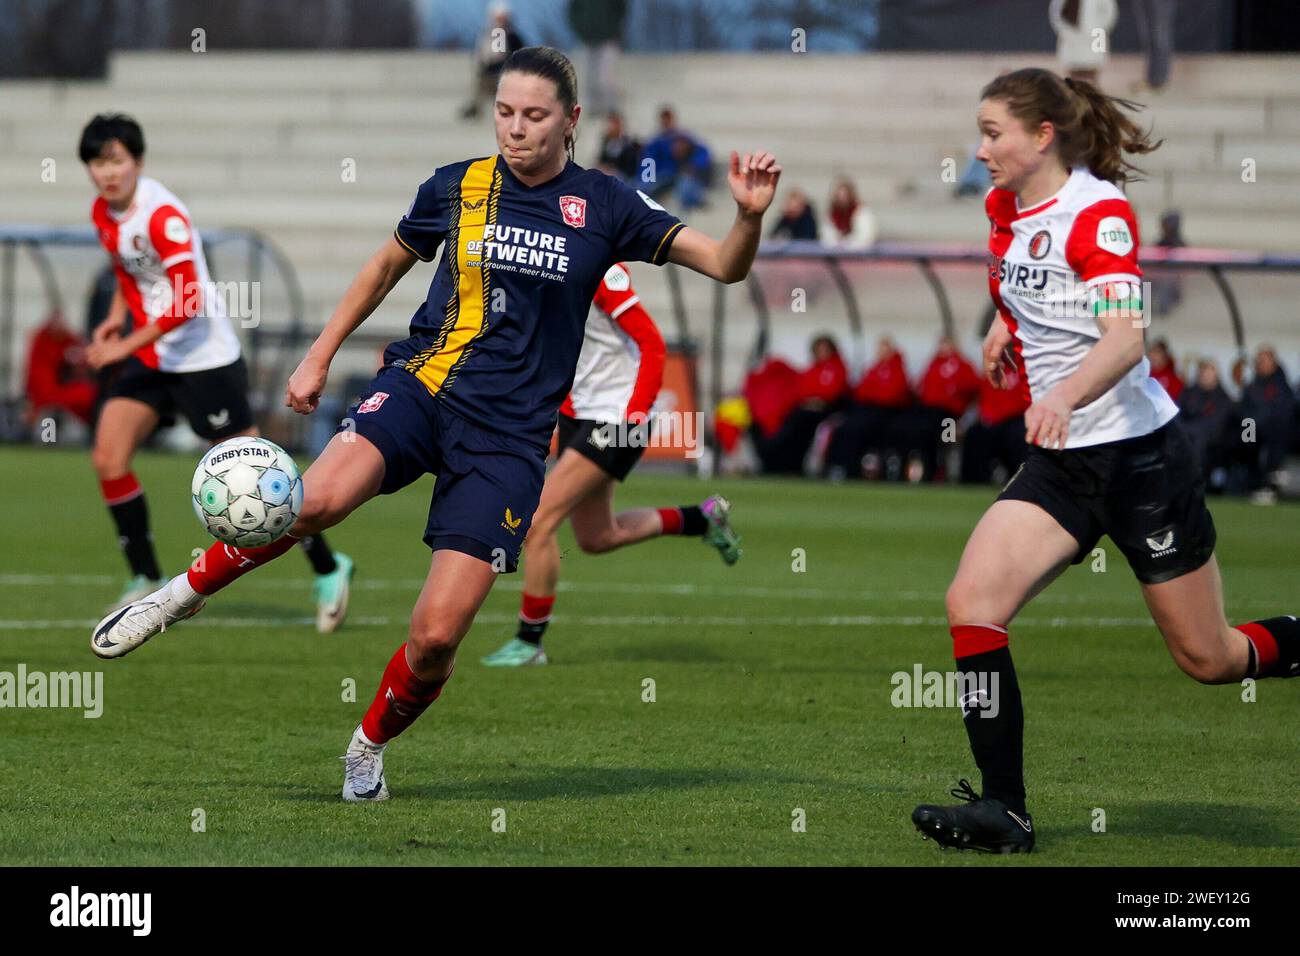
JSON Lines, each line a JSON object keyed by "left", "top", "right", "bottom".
{"left": 574, "top": 526, "right": 617, "bottom": 554}
{"left": 944, "top": 580, "right": 982, "bottom": 626}
{"left": 528, "top": 510, "right": 564, "bottom": 541}
{"left": 407, "top": 612, "right": 465, "bottom": 659}
{"left": 294, "top": 485, "right": 346, "bottom": 535}
{"left": 90, "top": 442, "right": 129, "bottom": 479}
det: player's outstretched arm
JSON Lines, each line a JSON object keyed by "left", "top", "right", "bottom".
{"left": 286, "top": 236, "right": 417, "bottom": 414}
{"left": 1024, "top": 292, "right": 1146, "bottom": 449}
{"left": 667, "top": 149, "right": 781, "bottom": 284}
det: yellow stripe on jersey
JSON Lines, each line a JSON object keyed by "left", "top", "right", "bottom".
{"left": 409, "top": 157, "right": 498, "bottom": 397}
{"left": 651, "top": 222, "right": 685, "bottom": 265}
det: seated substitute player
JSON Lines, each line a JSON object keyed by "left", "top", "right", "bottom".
{"left": 911, "top": 69, "right": 1300, "bottom": 854}
{"left": 91, "top": 48, "right": 782, "bottom": 803}
{"left": 481, "top": 261, "right": 741, "bottom": 668}
{"left": 79, "top": 113, "right": 353, "bottom": 631}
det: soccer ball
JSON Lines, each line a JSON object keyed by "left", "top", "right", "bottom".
{"left": 191, "top": 436, "right": 303, "bottom": 548}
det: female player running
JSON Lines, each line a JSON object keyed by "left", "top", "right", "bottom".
{"left": 91, "top": 47, "right": 781, "bottom": 802}
{"left": 911, "top": 68, "right": 1299, "bottom": 854}
{"left": 79, "top": 114, "right": 353, "bottom": 631}
{"left": 480, "top": 261, "right": 741, "bottom": 668}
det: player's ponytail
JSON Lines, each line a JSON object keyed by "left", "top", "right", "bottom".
{"left": 501, "top": 46, "right": 579, "bottom": 161}
{"left": 980, "top": 68, "right": 1161, "bottom": 184}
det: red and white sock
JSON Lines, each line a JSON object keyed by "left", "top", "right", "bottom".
{"left": 186, "top": 534, "right": 299, "bottom": 596}
{"left": 360, "top": 643, "right": 451, "bottom": 745}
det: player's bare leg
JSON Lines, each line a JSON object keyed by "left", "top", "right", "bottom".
{"left": 90, "top": 431, "right": 384, "bottom": 658}
{"left": 482, "top": 449, "right": 727, "bottom": 666}
{"left": 569, "top": 478, "right": 667, "bottom": 555}
{"left": 530, "top": 450, "right": 616, "bottom": 594}
{"left": 92, "top": 397, "right": 164, "bottom": 610}
{"left": 344, "top": 549, "right": 499, "bottom": 801}
{"left": 1143, "top": 555, "right": 1299, "bottom": 682}
{"left": 232, "top": 423, "right": 356, "bottom": 632}
{"left": 914, "top": 500, "right": 1079, "bottom": 853}
{"left": 481, "top": 450, "right": 608, "bottom": 666}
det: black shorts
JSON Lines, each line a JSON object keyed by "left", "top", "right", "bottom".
{"left": 339, "top": 366, "right": 546, "bottom": 573}
{"left": 556, "top": 413, "right": 647, "bottom": 482}
{"left": 996, "top": 418, "right": 1216, "bottom": 585}
{"left": 104, "top": 356, "right": 254, "bottom": 441}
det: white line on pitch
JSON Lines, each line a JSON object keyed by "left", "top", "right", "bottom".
{"left": 0, "top": 573, "right": 1138, "bottom": 606}
{"left": 0, "top": 614, "right": 1155, "bottom": 631}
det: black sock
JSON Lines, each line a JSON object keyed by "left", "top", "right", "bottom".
{"left": 109, "top": 495, "right": 161, "bottom": 580}
{"left": 956, "top": 646, "right": 1026, "bottom": 813}
{"left": 680, "top": 505, "right": 708, "bottom": 536}
{"left": 299, "top": 534, "right": 337, "bottom": 575}
{"left": 516, "top": 619, "right": 548, "bottom": 647}
{"left": 1241, "top": 616, "right": 1300, "bottom": 678}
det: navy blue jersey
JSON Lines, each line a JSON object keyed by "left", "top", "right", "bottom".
{"left": 389, "top": 154, "right": 685, "bottom": 448}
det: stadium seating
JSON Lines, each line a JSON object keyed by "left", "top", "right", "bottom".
{"left": 3, "top": 50, "right": 1299, "bottom": 401}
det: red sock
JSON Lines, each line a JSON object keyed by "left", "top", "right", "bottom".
{"left": 186, "top": 534, "right": 299, "bottom": 596}
{"left": 951, "top": 623, "right": 1009, "bottom": 657}
{"left": 1236, "top": 622, "right": 1279, "bottom": 677}
{"left": 520, "top": 591, "right": 555, "bottom": 624}
{"left": 99, "top": 473, "right": 142, "bottom": 505}
{"left": 361, "top": 643, "right": 450, "bottom": 745}
{"left": 657, "top": 507, "right": 683, "bottom": 534}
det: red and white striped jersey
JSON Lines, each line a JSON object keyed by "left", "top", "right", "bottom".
{"left": 92, "top": 176, "right": 240, "bottom": 373}
{"left": 987, "top": 167, "right": 1176, "bottom": 448}
{"left": 561, "top": 262, "right": 666, "bottom": 424}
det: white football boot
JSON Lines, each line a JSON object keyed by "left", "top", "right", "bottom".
{"left": 90, "top": 573, "right": 206, "bottom": 659}
{"left": 341, "top": 725, "right": 389, "bottom": 802}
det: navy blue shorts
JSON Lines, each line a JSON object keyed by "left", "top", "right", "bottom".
{"left": 337, "top": 366, "right": 546, "bottom": 572}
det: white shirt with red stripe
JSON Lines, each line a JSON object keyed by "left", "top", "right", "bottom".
{"left": 987, "top": 166, "right": 1177, "bottom": 448}
{"left": 92, "top": 176, "right": 240, "bottom": 373}
{"left": 561, "top": 263, "right": 666, "bottom": 424}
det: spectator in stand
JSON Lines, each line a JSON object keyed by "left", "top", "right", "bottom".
{"left": 1049, "top": 0, "right": 1117, "bottom": 86}
{"left": 568, "top": 0, "right": 627, "bottom": 119}
{"left": 1156, "top": 210, "right": 1185, "bottom": 248}
{"left": 1151, "top": 209, "right": 1186, "bottom": 317}
{"left": 824, "top": 336, "right": 913, "bottom": 480}
{"left": 769, "top": 187, "right": 819, "bottom": 242}
{"left": 1148, "top": 337, "right": 1183, "bottom": 401}
{"left": 960, "top": 363, "right": 1030, "bottom": 484}
{"left": 24, "top": 310, "right": 98, "bottom": 430}
{"left": 822, "top": 178, "right": 877, "bottom": 249}
{"left": 1178, "top": 358, "right": 1235, "bottom": 491}
{"left": 595, "top": 111, "right": 641, "bottom": 181}
{"left": 1133, "top": 0, "right": 1175, "bottom": 91}
{"left": 751, "top": 335, "right": 848, "bottom": 474}
{"left": 641, "top": 107, "right": 712, "bottom": 211}
{"left": 1239, "top": 345, "right": 1295, "bottom": 502}
{"left": 459, "top": 2, "right": 525, "bottom": 120}
{"left": 903, "top": 335, "right": 982, "bottom": 481}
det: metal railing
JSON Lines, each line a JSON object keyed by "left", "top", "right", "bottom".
{"left": 0, "top": 224, "right": 305, "bottom": 434}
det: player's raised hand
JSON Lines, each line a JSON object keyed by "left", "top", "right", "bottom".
{"left": 728, "top": 150, "right": 782, "bottom": 217}
{"left": 285, "top": 355, "right": 328, "bottom": 415}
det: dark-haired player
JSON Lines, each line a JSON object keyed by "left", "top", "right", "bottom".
{"left": 90, "top": 49, "right": 781, "bottom": 802}
{"left": 79, "top": 113, "right": 353, "bottom": 631}
{"left": 481, "top": 261, "right": 741, "bottom": 668}
{"left": 911, "top": 68, "right": 1300, "bottom": 853}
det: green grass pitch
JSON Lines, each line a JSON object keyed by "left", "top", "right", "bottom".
{"left": 0, "top": 445, "right": 1296, "bottom": 866}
